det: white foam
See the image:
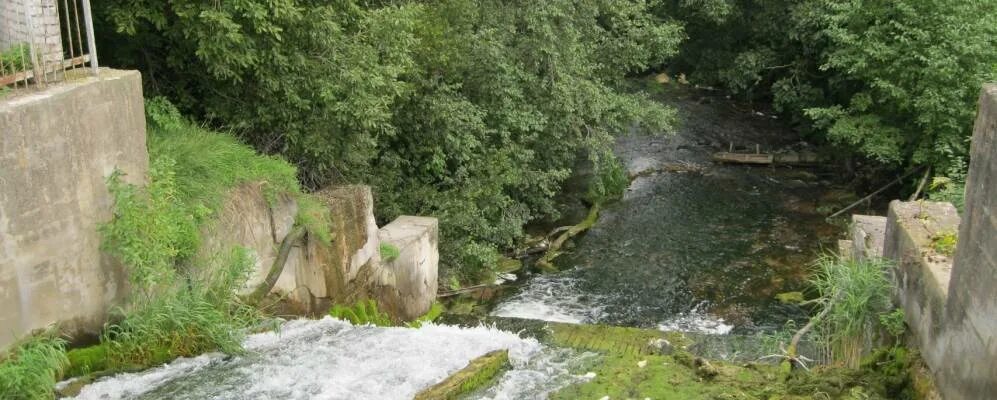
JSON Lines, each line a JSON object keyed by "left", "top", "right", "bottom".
{"left": 491, "top": 275, "right": 605, "bottom": 324}
{"left": 657, "top": 302, "right": 734, "bottom": 335}
{"left": 63, "top": 317, "right": 585, "bottom": 400}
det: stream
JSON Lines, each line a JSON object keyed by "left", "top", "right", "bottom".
{"left": 493, "top": 85, "right": 840, "bottom": 334}
{"left": 60, "top": 85, "right": 845, "bottom": 399}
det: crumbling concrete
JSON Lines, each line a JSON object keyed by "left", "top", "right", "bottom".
{"left": 941, "top": 84, "right": 997, "bottom": 399}
{"left": 850, "top": 215, "right": 886, "bottom": 262}
{"left": 876, "top": 84, "right": 997, "bottom": 400}
{"left": 377, "top": 216, "right": 439, "bottom": 320}
{"left": 0, "top": 69, "right": 147, "bottom": 349}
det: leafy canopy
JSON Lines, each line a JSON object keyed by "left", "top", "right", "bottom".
{"left": 96, "top": 0, "right": 684, "bottom": 280}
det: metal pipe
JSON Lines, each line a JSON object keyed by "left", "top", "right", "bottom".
{"left": 80, "top": 0, "right": 97, "bottom": 75}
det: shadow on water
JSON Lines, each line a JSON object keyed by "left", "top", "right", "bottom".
{"left": 493, "top": 84, "right": 844, "bottom": 334}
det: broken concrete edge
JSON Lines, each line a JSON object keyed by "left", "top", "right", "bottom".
{"left": 850, "top": 214, "right": 887, "bottom": 262}
{"left": 413, "top": 349, "right": 510, "bottom": 400}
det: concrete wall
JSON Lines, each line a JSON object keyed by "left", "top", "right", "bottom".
{"left": 0, "top": 69, "right": 148, "bottom": 349}
{"left": 874, "top": 85, "right": 997, "bottom": 400}
{"left": 943, "top": 84, "right": 997, "bottom": 399}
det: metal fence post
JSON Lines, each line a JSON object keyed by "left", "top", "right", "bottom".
{"left": 80, "top": 0, "right": 97, "bottom": 76}
{"left": 23, "top": 0, "right": 45, "bottom": 86}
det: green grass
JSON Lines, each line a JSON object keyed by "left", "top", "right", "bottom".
{"left": 0, "top": 336, "right": 68, "bottom": 400}
{"left": 811, "top": 255, "right": 896, "bottom": 368}
{"left": 1, "top": 43, "right": 29, "bottom": 75}
{"left": 87, "top": 98, "right": 330, "bottom": 379}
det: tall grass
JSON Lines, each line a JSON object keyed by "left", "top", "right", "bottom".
{"left": 0, "top": 336, "right": 68, "bottom": 400}
{"left": 94, "top": 98, "right": 328, "bottom": 371}
{"left": 810, "top": 255, "right": 896, "bottom": 368}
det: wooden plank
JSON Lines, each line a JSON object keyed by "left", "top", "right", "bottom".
{"left": 711, "top": 152, "right": 774, "bottom": 165}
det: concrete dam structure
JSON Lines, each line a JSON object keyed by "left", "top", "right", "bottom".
{"left": 0, "top": 69, "right": 440, "bottom": 350}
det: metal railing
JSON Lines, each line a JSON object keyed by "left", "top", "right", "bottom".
{"left": 0, "top": 0, "right": 98, "bottom": 92}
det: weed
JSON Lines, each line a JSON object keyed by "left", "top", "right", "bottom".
{"left": 931, "top": 231, "right": 957, "bottom": 256}
{"left": 329, "top": 300, "right": 393, "bottom": 327}
{"left": 0, "top": 336, "right": 68, "bottom": 400}
{"left": 406, "top": 302, "right": 444, "bottom": 328}
{"left": 810, "top": 255, "right": 895, "bottom": 368}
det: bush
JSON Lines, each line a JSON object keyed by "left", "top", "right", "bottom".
{"left": 95, "top": 0, "right": 683, "bottom": 282}
{"left": 658, "top": 0, "right": 997, "bottom": 172}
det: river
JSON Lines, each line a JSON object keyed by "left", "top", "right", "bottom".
{"left": 493, "top": 85, "right": 840, "bottom": 334}
{"left": 60, "top": 84, "right": 844, "bottom": 399}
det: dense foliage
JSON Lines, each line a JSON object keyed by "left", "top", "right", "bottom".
{"left": 658, "top": 0, "right": 996, "bottom": 176}
{"left": 94, "top": 0, "right": 683, "bottom": 281}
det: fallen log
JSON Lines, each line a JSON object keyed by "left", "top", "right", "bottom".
{"left": 535, "top": 203, "right": 601, "bottom": 272}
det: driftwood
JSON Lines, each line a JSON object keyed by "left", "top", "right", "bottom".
{"left": 535, "top": 203, "right": 601, "bottom": 272}
{"left": 243, "top": 225, "right": 306, "bottom": 304}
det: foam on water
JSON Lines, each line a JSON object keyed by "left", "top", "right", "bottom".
{"left": 490, "top": 274, "right": 605, "bottom": 324}
{"left": 657, "top": 302, "right": 734, "bottom": 335}
{"left": 65, "top": 317, "right": 589, "bottom": 400}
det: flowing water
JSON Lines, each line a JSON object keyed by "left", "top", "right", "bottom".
{"left": 493, "top": 86, "right": 840, "bottom": 334}
{"left": 62, "top": 318, "right": 595, "bottom": 400}
{"left": 61, "top": 85, "right": 844, "bottom": 398}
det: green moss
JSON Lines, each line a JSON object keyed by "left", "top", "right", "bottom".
{"left": 64, "top": 345, "right": 109, "bottom": 378}
{"left": 414, "top": 350, "right": 509, "bottom": 400}
{"left": 549, "top": 323, "right": 693, "bottom": 356}
{"left": 931, "top": 231, "right": 957, "bottom": 256}
{"left": 379, "top": 243, "right": 401, "bottom": 263}
{"left": 551, "top": 352, "right": 790, "bottom": 400}
{"left": 775, "top": 291, "right": 805, "bottom": 304}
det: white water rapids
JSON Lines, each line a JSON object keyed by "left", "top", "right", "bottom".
{"left": 61, "top": 317, "right": 593, "bottom": 400}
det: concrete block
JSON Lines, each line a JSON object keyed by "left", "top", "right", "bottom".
{"left": 938, "top": 84, "right": 997, "bottom": 400}
{"left": 850, "top": 215, "right": 886, "bottom": 262}
{"left": 0, "top": 69, "right": 147, "bottom": 349}
{"left": 378, "top": 216, "right": 439, "bottom": 320}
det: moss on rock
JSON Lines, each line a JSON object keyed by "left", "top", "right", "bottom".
{"left": 414, "top": 349, "right": 510, "bottom": 400}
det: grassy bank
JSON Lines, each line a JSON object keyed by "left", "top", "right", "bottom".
{"left": 0, "top": 99, "right": 329, "bottom": 399}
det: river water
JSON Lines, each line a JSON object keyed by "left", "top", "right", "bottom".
{"left": 60, "top": 85, "right": 842, "bottom": 399}
{"left": 493, "top": 86, "right": 839, "bottom": 334}
{"left": 63, "top": 318, "right": 593, "bottom": 400}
